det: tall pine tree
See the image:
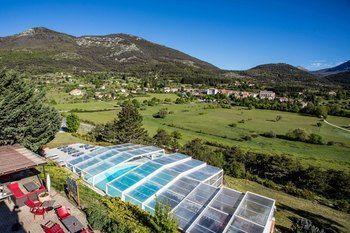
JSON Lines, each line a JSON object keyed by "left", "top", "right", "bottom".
{"left": 114, "top": 102, "right": 148, "bottom": 143}
{"left": 0, "top": 69, "right": 61, "bottom": 151}
{"left": 99, "top": 102, "right": 148, "bottom": 144}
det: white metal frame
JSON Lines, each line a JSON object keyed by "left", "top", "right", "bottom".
{"left": 139, "top": 161, "right": 207, "bottom": 209}
{"left": 222, "top": 191, "right": 276, "bottom": 233}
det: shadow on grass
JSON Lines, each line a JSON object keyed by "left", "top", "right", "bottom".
{"left": 278, "top": 203, "right": 343, "bottom": 233}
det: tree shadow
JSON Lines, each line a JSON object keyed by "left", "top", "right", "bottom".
{"left": 0, "top": 201, "right": 27, "bottom": 233}
{"left": 277, "top": 203, "right": 343, "bottom": 233}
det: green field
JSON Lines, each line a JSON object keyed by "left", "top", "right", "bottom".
{"left": 44, "top": 132, "right": 91, "bottom": 148}
{"left": 225, "top": 176, "right": 350, "bottom": 232}
{"left": 54, "top": 93, "right": 178, "bottom": 111}
{"left": 79, "top": 105, "right": 349, "bottom": 171}
{"left": 51, "top": 98, "right": 350, "bottom": 171}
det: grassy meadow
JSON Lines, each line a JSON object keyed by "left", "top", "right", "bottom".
{"left": 52, "top": 97, "right": 350, "bottom": 171}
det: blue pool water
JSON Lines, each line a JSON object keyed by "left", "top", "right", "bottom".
{"left": 95, "top": 165, "right": 137, "bottom": 191}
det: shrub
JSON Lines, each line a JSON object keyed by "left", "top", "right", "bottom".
{"left": 226, "top": 162, "right": 246, "bottom": 178}
{"left": 228, "top": 123, "right": 237, "bottom": 127}
{"left": 275, "top": 115, "right": 282, "bottom": 122}
{"left": 153, "top": 200, "right": 178, "bottom": 233}
{"left": 286, "top": 128, "right": 309, "bottom": 142}
{"left": 171, "top": 131, "right": 182, "bottom": 139}
{"left": 242, "top": 135, "right": 252, "bottom": 141}
{"left": 238, "top": 119, "right": 245, "bottom": 123}
{"left": 316, "top": 122, "right": 322, "bottom": 127}
{"left": 291, "top": 218, "right": 325, "bottom": 233}
{"left": 308, "top": 133, "right": 324, "bottom": 145}
{"left": 327, "top": 141, "right": 335, "bottom": 146}
{"left": 153, "top": 108, "right": 168, "bottom": 118}
{"left": 153, "top": 129, "right": 171, "bottom": 147}
{"left": 315, "top": 106, "right": 328, "bottom": 119}
{"left": 262, "top": 131, "right": 276, "bottom": 138}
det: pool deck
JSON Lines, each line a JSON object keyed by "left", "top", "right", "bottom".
{"left": 0, "top": 188, "right": 89, "bottom": 233}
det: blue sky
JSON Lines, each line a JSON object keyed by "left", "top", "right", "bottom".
{"left": 1, "top": 0, "right": 349, "bottom": 70}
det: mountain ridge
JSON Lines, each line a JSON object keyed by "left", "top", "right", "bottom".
{"left": 0, "top": 27, "right": 219, "bottom": 74}
{"left": 241, "top": 63, "right": 317, "bottom": 82}
{"left": 312, "top": 60, "right": 350, "bottom": 77}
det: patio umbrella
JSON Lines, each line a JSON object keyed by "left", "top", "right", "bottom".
{"left": 46, "top": 174, "right": 51, "bottom": 193}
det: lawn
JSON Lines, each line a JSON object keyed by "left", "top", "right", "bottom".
{"left": 68, "top": 102, "right": 350, "bottom": 171}
{"left": 225, "top": 176, "right": 350, "bottom": 232}
{"left": 54, "top": 93, "right": 178, "bottom": 112}
{"left": 44, "top": 132, "right": 91, "bottom": 148}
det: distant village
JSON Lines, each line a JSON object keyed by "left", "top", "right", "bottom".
{"left": 68, "top": 84, "right": 319, "bottom": 108}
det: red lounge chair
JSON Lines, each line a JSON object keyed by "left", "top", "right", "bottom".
{"left": 41, "top": 220, "right": 64, "bottom": 233}
{"left": 25, "top": 199, "right": 42, "bottom": 211}
{"left": 31, "top": 206, "right": 46, "bottom": 220}
{"left": 7, "top": 182, "right": 25, "bottom": 198}
{"left": 56, "top": 206, "right": 71, "bottom": 220}
{"left": 7, "top": 182, "right": 27, "bottom": 207}
{"left": 7, "top": 182, "right": 47, "bottom": 207}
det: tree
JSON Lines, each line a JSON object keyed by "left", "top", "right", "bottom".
{"left": 0, "top": 69, "right": 61, "bottom": 151}
{"left": 171, "top": 131, "right": 182, "bottom": 140}
{"left": 291, "top": 218, "right": 325, "bottom": 233}
{"left": 66, "top": 113, "right": 80, "bottom": 133}
{"left": 182, "top": 139, "right": 225, "bottom": 168}
{"left": 153, "top": 199, "right": 178, "bottom": 233}
{"left": 315, "top": 106, "right": 328, "bottom": 119}
{"left": 286, "top": 128, "right": 309, "bottom": 142}
{"left": 132, "top": 99, "right": 141, "bottom": 108}
{"left": 308, "top": 133, "right": 324, "bottom": 145}
{"left": 112, "top": 102, "right": 148, "bottom": 144}
{"left": 153, "top": 129, "right": 171, "bottom": 147}
{"left": 153, "top": 108, "right": 168, "bottom": 118}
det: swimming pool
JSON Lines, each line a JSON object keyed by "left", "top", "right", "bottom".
{"left": 60, "top": 143, "right": 276, "bottom": 233}
{"left": 95, "top": 164, "right": 137, "bottom": 191}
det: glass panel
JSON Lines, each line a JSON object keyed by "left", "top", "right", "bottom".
{"left": 229, "top": 217, "right": 264, "bottom": 233}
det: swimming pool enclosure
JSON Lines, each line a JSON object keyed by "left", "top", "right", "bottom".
{"left": 51, "top": 143, "right": 275, "bottom": 233}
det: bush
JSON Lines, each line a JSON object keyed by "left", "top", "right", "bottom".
{"left": 316, "top": 122, "right": 322, "bottom": 127}
{"left": 308, "top": 133, "right": 324, "bottom": 145}
{"left": 226, "top": 162, "right": 246, "bottom": 178}
{"left": 228, "top": 123, "right": 237, "bottom": 127}
{"left": 262, "top": 131, "right": 276, "bottom": 138}
{"left": 66, "top": 113, "right": 80, "bottom": 133}
{"left": 291, "top": 218, "right": 325, "bottom": 233}
{"left": 286, "top": 128, "right": 309, "bottom": 142}
{"left": 275, "top": 115, "right": 282, "bottom": 122}
{"left": 153, "top": 200, "right": 178, "bottom": 233}
{"left": 327, "top": 141, "right": 335, "bottom": 146}
{"left": 238, "top": 119, "right": 245, "bottom": 123}
{"left": 241, "top": 135, "right": 252, "bottom": 141}
{"left": 153, "top": 108, "right": 168, "bottom": 118}
{"left": 315, "top": 106, "right": 328, "bottom": 119}
{"left": 171, "top": 131, "right": 182, "bottom": 139}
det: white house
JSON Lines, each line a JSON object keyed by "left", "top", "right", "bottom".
{"left": 259, "top": 91, "right": 276, "bottom": 100}
{"left": 206, "top": 88, "right": 219, "bottom": 95}
{"left": 69, "top": 89, "right": 83, "bottom": 96}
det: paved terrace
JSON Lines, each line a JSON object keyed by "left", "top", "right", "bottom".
{"left": 0, "top": 188, "right": 88, "bottom": 233}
